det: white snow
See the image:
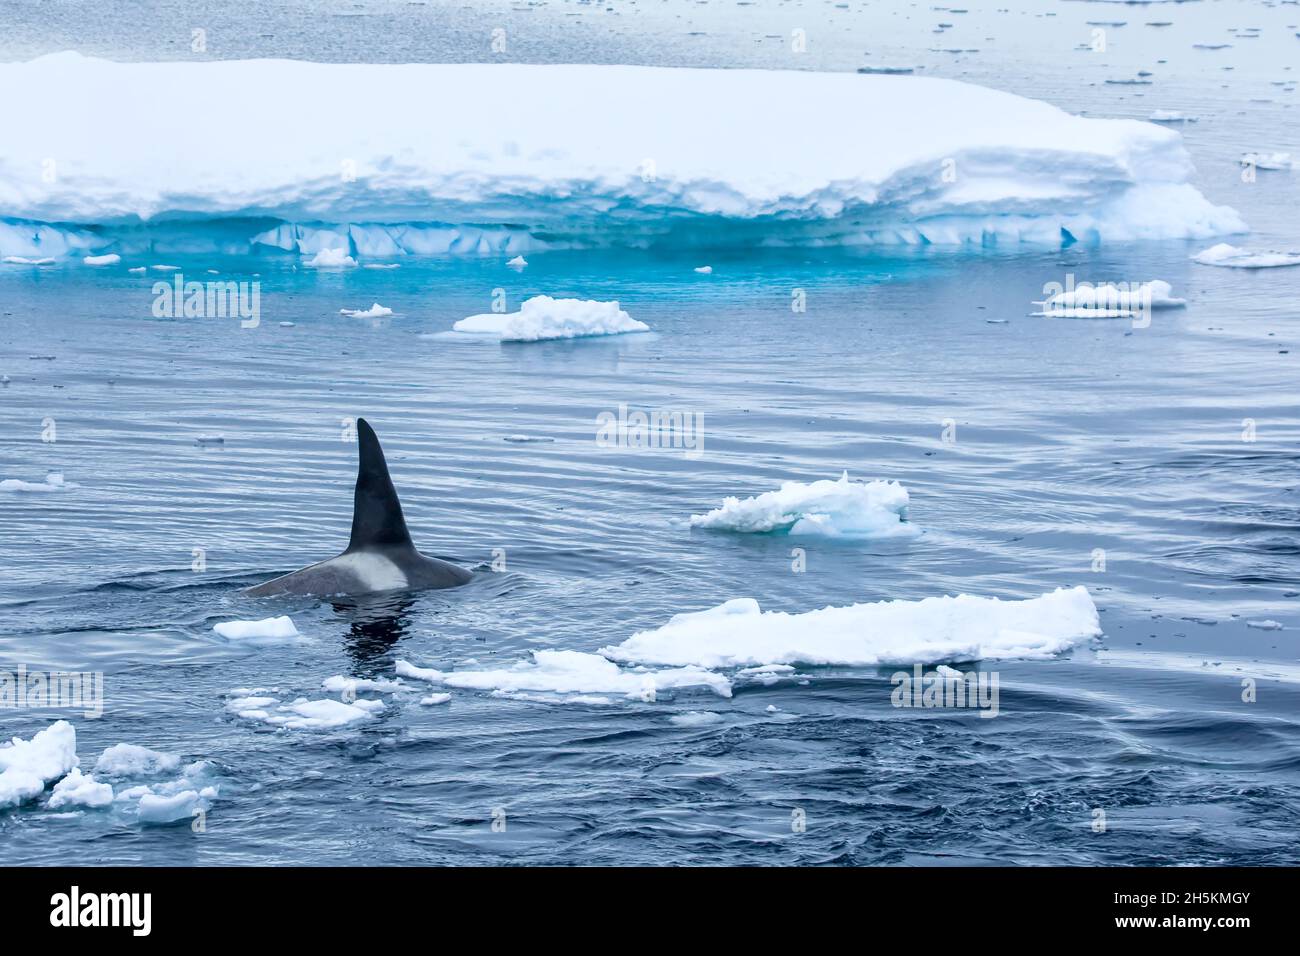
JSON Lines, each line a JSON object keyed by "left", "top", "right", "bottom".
{"left": 94, "top": 743, "right": 181, "bottom": 777}
{"left": 339, "top": 303, "right": 393, "bottom": 318}
{"left": 1192, "top": 243, "right": 1300, "bottom": 269}
{"left": 396, "top": 652, "right": 733, "bottom": 699}
{"left": 689, "top": 472, "right": 917, "bottom": 537}
{"left": 453, "top": 296, "right": 649, "bottom": 341}
{"left": 47, "top": 768, "right": 114, "bottom": 809}
{"left": 1038, "top": 279, "right": 1185, "bottom": 314}
{"left": 0, "top": 54, "right": 1244, "bottom": 259}
{"left": 212, "top": 615, "right": 300, "bottom": 640}
{"left": 0, "top": 721, "right": 79, "bottom": 809}
{"left": 83, "top": 253, "right": 121, "bottom": 265}
{"left": 601, "top": 585, "right": 1101, "bottom": 670}
{"left": 305, "top": 247, "right": 356, "bottom": 268}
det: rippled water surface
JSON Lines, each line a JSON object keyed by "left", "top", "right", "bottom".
{"left": 2, "top": 0, "right": 1299, "bottom": 865}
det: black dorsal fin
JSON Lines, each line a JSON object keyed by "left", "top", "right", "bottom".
{"left": 347, "top": 418, "right": 414, "bottom": 551}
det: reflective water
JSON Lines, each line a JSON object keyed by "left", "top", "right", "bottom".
{"left": 1, "top": 0, "right": 1298, "bottom": 864}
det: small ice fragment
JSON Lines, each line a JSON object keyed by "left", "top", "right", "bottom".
{"left": 212, "top": 615, "right": 299, "bottom": 640}
{"left": 507, "top": 255, "right": 528, "bottom": 269}
{"left": 339, "top": 303, "right": 393, "bottom": 318}
{"left": 83, "top": 253, "right": 121, "bottom": 265}
{"left": 419, "top": 693, "right": 452, "bottom": 706}
{"left": 694, "top": 265, "right": 713, "bottom": 274}
{"left": 306, "top": 248, "right": 357, "bottom": 268}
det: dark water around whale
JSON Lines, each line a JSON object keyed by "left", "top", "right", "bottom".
{"left": 2, "top": 0, "right": 1299, "bottom": 864}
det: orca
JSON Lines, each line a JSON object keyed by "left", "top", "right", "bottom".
{"left": 245, "top": 419, "right": 471, "bottom": 597}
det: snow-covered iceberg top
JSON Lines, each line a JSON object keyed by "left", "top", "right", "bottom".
{"left": 453, "top": 296, "right": 649, "bottom": 341}
{"left": 0, "top": 53, "right": 1243, "bottom": 258}
{"left": 690, "top": 472, "right": 917, "bottom": 537}
{"left": 601, "top": 586, "right": 1101, "bottom": 669}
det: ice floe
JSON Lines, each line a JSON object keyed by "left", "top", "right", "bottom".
{"left": 83, "top": 253, "right": 121, "bottom": 265}
{"left": 601, "top": 586, "right": 1101, "bottom": 670}
{"left": 689, "top": 472, "right": 916, "bottom": 537}
{"left": 0, "top": 53, "right": 1244, "bottom": 258}
{"left": 47, "top": 768, "right": 114, "bottom": 809}
{"left": 1240, "top": 151, "right": 1294, "bottom": 171}
{"left": 669, "top": 711, "right": 725, "bottom": 727}
{"left": 1037, "top": 279, "right": 1186, "bottom": 316}
{"left": 94, "top": 743, "right": 181, "bottom": 777}
{"left": 226, "top": 691, "right": 386, "bottom": 730}
{"left": 339, "top": 303, "right": 393, "bottom": 318}
{"left": 1, "top": 473, "right": 75, "bottom": 492}
{"left": 1192, "top": 243, "right": 1300, "bottom": 269}
{"left": 1149, "top": 110, "right": 1197, "bottom": 123}
{"left": 396, "top": 652, "right": 733, "bottom": 700}
{"left": 0, "top": 720, "right": 79, "bottom": 809}
{"left": 212, "top": 615, "right": 300, "bottom": 641}
{"left": 453, "top": 296, "right": 649, "bottom": 341}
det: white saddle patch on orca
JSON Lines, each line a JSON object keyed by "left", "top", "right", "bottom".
{"left": 328, "top": 552, "right": 408, "bottom": 593}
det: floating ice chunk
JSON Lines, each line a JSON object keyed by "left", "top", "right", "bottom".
{"left": 1240, "top": 152, "right": 1294, "bottom": 171}
{"left": 689, "top": 472, "right": 917, "bottom": 537}
{"left": 0, "top": 721, "right": 79, "bottom": 809}
{"left": 506, "top": 255, "right": 527, "bottom": 269}
{"left": 47, "top": 768, "right": 114, "bottom": 809}
{"left": 339, "top": 303, "right": 393, "bottom": 318}
{"left": 396, "top": 652, "right": 732, "bottom": 699}
{"left": 362, "top": 262, "right": 401, "bottom": 270}
{"left": 1149, "top": 110, "right": 1197, "bottom": 123}
{"left": 137, "top": 788, "right": 214, "bottom": 824}
{"left": 246, "top": 697, "right": 385, "bottom": 730}
{"left": 2, "top": 255, "right": 55, "bottom": 264}
{"left": 601, "top": 586, "right": 1101, "bottom": 670}
{"left": 212, "top": 615, "right": 300, "bottom": 641}
{"left": 453, "top": 295, "right": 649, "bottom": 341}
{"left": 320, "top": 675, "right": 405, "bottom": 694}
{"left": 150, "top": 264, "right": 180, "bottom": 271}
{"left": 306, "top": 247, "right": 357, "bottom": 268}
{"left": 694, "top": 265, "right": 713, "bottom": 274}
{"left": 94, "top": 743, "right": 181, "bottom": 777}
{"left": 669, "top": 711, "right": 725, "bottom": 727}
{"left": 1038, "top": 279, "right": 1185, "bottom": 314}
{"left": 1246, "top": 620, "right": 1283, "bottom": 631}
{"left": 128, "top": 266, "right": 145, "bottom": 273}
{"left": 83, "top": 253, "right": 121, "bottom": 265}
{"left": 419, "top": 693, "right": 452, "bottom": 706}
{"left": 1, "top": 473, "right": 75, "bottom": 492}
{"left": 1192, "top": 243, "right": 1300, "bottom": 269}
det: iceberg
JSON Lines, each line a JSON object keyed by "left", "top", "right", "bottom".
{"left": 453, "top": 296, "right": 649, "bottom": 341}
{"left": 0, "top": 53, "right": 1244, "bottom": 259}
{"left": 600, "top": 586, "right": 1101, "bottom": 669}
{"left": 689, "top": 472, "right": 917, "bottom": 537}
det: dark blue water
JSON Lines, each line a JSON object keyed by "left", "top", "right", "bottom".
{"left": 2, "top": 0, "right": 1299, "bottom": 865}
